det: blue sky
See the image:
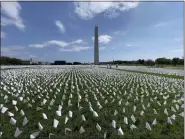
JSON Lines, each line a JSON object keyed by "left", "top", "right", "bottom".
{"left": 1, "top": 2, "right": 184, "bottom": 63}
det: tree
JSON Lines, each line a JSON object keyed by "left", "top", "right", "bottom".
{"left": 0, "top": 56, "right": 23, "bottom": 65}
{"left": 137, "top": 59, "right": 145, "bottom": 65}
{"left": 172, "top": 57, "right": 180, "bottom": 66}
{"left": 73, "top": 62, "right": 81, "bottom": 65}
{"left": 54, "top": 61, "right": 66, "bottom": 65}
{"left": 145, "top": 59, "right": 155, "bottom": 66}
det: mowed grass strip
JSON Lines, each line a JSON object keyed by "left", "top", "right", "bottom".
{"left": 100, "top": 67, "right": 184, "bottom": 79}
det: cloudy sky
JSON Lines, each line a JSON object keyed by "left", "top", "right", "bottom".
{"left": 1, "top": 2, "right": 183, "bottom": 62}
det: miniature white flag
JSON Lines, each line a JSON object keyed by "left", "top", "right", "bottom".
{"left": 96, "top": 123, "right": 101, "bottom": 131}
{"left": 114, "top": 110, "right": 118, "bottom": 116}
{"left": 0, "top": 104, "right": 3, "bottom": 109}
{"left": 23, "top": 117, "right": 28, "bottom": 126}
{"left": 124, "top": 117, "right": 128, "bottom": 124}
{"left": 38, "top": 122, "right": 43, "bottom": 131}
{"left": 153, "top": 109, "right": 157, "bottom": 114}
{"left": 164, "top": 108, "right": 168, "bottom": 115}
{"left": 112, "top": 120, "right": 116, "bottom": 128}
{"left": 179, "top": 112, "right": 184, "bottom": 117}
{"left": 171, "top": 107, "right": 176, "bottom": 112}
{"left": 146, "top": 122, "right": 151, "bottom": 130}
{"left": 133, "top": 105, "right": 136, "bottom": 112}
{"left": 30, "top": 131, "right": 40, "bottom": 139}
{"left": 15, "top": 106, "right": 18, "bottom": 112}
{"left": 58, "top": 105, "right": 62, "bottom": 111}
{"left": 122, "top": 107, "right": 125, "bottom": 113}
{"left": 118, "top": 127, "right": 124, "bottom": 135}
{"left": 14, "top": 127, "right": 23, "bottom": 138}
{"left": 12, "top": 100, "right": 17, "bottom": 105}
{"left": 93, "top": 111, "right": 99, "bottom": 117}
{"left": 89, "top": 106, "right": 93, "bottom": 112}
{"left": 65, "top": 116, "right": 69, "bottom": 124}
{"left": 152, "top": 118, "right": 157, "bottom": 125}
{"left": 82, "top": 115, "right": 86, "bottom": 121}
{"left": 7, "top": 111, "right": 14, "bottom": 117}
{"left": 167, "top": 117, "right": 172, "bottom": 125}
{"left": 53, "top": 119, "right": 59, "bottom": 128}
{"left": 36, "top": 107, "right": 42, "bottom": 111}
{"left": 20, "top": 110, "right": 25, "bottom": 116}
{"left": 131, "top": 115, "right": 136, "bottom": 123}
{"left": 130, "top": 124, "right": 137, "bottom": 130}
{"left": 104, "top": 131, "right": 107, "bottom": 139}
{"left": 176, "top": 104, "right": 179, "bottom": 110}
{"left": 69, "top": 111, "right": 73, "bottom": 118}
{"left": 140, "top": 111, "right": 144, "bottom": 116}
{"left": 56, "top": 111, "right": 61, "bottom": 117}
{"left": 42, "top": 113, "right": 48, "bottom": 120}
{"left": 170, "top": 114, "right": 176, "bottom": 120}
{"left": 48, "top": 106, "right": 51, "bottom": 110}
{"left": 1, "top": 107, "right": 8, "bottom": 113}
{"left": 10, "top": 117, "right": 16, "bottom": 125}
{"left": 18, "top": 97, "right": 23, "bottom": 102}
{"left": 79, "top": 126, "right": 85, "bottom": 134}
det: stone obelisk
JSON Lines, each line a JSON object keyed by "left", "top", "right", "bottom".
{"left": 94, "top": 24, "right": 99, "bottom": 65}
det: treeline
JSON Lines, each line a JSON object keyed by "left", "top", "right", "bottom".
{"left": 0, "top": 56, "right": 24, "bottom": 65}
{"left": 1, "top": 56, "right": 184, "bottom": 66}
{"left": 101, "top": 57, "right": 184, "bottom": 66}
{"left": 52, "top": 61, "right": 82, "bottom": 65}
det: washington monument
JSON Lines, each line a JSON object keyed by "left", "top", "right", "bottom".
{"left": 94, "top": 24, "right": 99, "bottom": 65}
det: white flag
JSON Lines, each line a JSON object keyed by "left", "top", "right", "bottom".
{"left": 53, "top": 119, "right": 59, "bottom": 128}
{"left": 96, "top": 123, "right": 101, "bottom": 131}
{"left": 146, "top": 122, "right": 152, "bottom": 130}
{"left": 118, "top": 127, "right": 124, "bottom": 135}
{"left": 14, "top": 127, "right": 23, "bottom": 138}
{"left": 79, "top": 126, "right": 85, "bottom": 134}
{"left": 30, "top": 131, "right": 40, "bottom": 139}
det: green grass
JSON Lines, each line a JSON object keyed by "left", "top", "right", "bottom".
{"left": 100, "top": 67, "right": 184, "bottom": 79}
{"left": 100, "top": 64, "right": 184, "bottom": 69}
{"left": 163, "top": 65, "right": 184, "bottom": 69}
{"left": 0, "top": 66, "right": 184, "bottom": 139}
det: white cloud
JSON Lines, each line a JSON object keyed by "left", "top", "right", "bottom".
{"left": 1, "top": 31, "right": 6, "bottom": 39}
{"left": 99, "top": 35, "right": 112, "bottom": 44}
{"left": 171, "top": 49, "right": 183, "bottom": 52}
{"left": 60, "top": 46, "right": 90, "bottom": 52}
{"left": 29, "top": 44, "right": 46, "bottom": 48}
{"left": 1, "top": 46, "right": 25, "bottom": 56}
{"left": 70, "top": 39, "right": 83, "bottom": 44}
{"left": 92, "top": 35, "right": 112, "bottom": 44}
{"left": 154, "top": 22, "right": 168, "bottom": 28}
{"left": 29, "top": 39, "right": 84, "bottom": 48}
{"left": 99, "top": 46, "right": 106, "bottom": 51}
{"left": 1, "top": 2, "right": 25, "bottom": 30}
{"left": 125, "top": 43, "right": 139, "bottom": 47}
{"left": 55, "top": 20, "right": 65, "bottom": 33}
{"left": 47, "top": 40, "right": 69, "bottom": 47}
{"left": 114, "top": 31, "right": 120, "bottom": 35}
{"left": 29, "top": 55, "right": 37, "bottom": 58}
{"left": 74, "top": 2, "right": 139, "bottom": 20}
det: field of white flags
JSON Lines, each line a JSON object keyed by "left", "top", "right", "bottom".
{"left": 100, "top": 65, "right": 184, "bottom": 77}
{"left": 0, "top": 65, "right": 184, "bottom": 139}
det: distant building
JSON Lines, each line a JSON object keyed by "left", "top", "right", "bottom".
{"left": 22, "top": 58, "right": 38, "bottom": 65}
{"left": 22, "top": 60, "right": 31, "bottom": 65}
{"left": 30, "top": 58, "right": 32, "bottom": 65}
